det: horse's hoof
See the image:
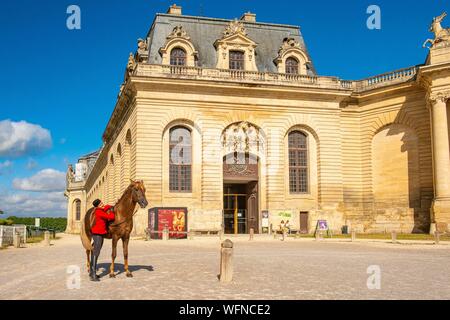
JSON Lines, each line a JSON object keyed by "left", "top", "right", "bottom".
{"left": 126, "top": 273, "right": 133, "bottom": 278}
{"left": 109, "top": 273, "right": 116, "bottom": 278}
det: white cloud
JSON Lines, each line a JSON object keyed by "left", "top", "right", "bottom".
{"left": 0, "top": 190, "right": 67, "bottom": 217}
{"left": 13, "top": 169, "right": 66, "bottom": 192}
{"left": 0, "top": 160, "right": 13, "bottom": 175}
{"left": 0, "top": 120, "right": 52, "bottom": 158}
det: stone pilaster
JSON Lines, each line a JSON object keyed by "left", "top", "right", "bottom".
{"left": 429, "top": 93, "right": 450, "bottom": 232}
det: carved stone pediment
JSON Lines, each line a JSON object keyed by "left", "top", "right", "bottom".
{"left": 214, "top": 20, "right": 258, "bottom": 71}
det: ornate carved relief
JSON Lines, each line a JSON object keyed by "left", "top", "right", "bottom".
{"left": 428, "top": 91, "right": 450, "bottom": 105}
{"left": 223, "top": 19, "right": 248, "bottom": 37}
{"left": 214, "top": 19, "right": 258, "bottom": 71}
{"left": 222, "top": 122, "right": 264, "bottom": 159}
{"left": 274, "top": 37, "right": 310, "bottom": 75}
{"left": 167, "top": 25, "right": 191, "bottom": 40}
{"left": 136, "top": 38, "right": 149, "bottom": 63}
{"left": 127, "top": 53, "right": 136, "bottom": 73}
{"left": 159, "top": 26, "right": 198, "bottom": 67}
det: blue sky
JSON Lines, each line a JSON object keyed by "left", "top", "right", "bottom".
{"left": 0, "top": 0, "right": 448, "bottom": 217}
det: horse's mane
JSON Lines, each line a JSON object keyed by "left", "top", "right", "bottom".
{"left": 114, "top": 183, "right": 134, "bottom": 206}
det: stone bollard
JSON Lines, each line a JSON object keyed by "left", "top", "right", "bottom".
{"left": 249, "top": 228, "right": 254, "bottom": 241}
{"left": 44, "top": 231, "right": 51, "bottom": 246}
{"left": 13, "top": 232, "right": 21, "bottom": 248}
{"left": 315, "top": 231, "right": 323, "bottom": 241}
{"left": 219, "top": 239, "right": 233, "bottom": 283}
{"left": 435, "top": 231, "right": 440, "bottom": 245}
{"left": 351, "top": 231, "right": 356, "bottom": 242}
{"left": 391, "top": 231, "right": 397, "bottom": 244}
{"left": 162, "top": 227, "right": 169, "bottom": 241}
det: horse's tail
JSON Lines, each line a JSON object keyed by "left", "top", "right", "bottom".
{"left": 80, "top": 208, "right": 94, "bottom": 251}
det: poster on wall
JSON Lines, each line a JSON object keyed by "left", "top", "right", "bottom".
{"left": 148, "top": 208, "right": 188, "bottom": 239}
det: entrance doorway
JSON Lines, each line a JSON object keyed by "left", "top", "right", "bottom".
{"left": 223, "top": 183, "right": 259, "bottom": 234}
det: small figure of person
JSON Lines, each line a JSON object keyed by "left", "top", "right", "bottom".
{"left": 285, "top": 220, "right": 291, "bottom": 234}
{"left": 89, "top": 199, "right": 115, "bottom": 281}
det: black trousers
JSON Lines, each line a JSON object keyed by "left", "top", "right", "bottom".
{"left": 92, "top": 234, "right": 104, "bottom": 258}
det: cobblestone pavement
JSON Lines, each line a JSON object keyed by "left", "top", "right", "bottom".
{"left": 1, "top": 234, "right": 450, "bottom": 300}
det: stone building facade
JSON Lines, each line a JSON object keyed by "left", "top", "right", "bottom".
{"left": 65, "top": 6, "right": 450, "bottom": 236}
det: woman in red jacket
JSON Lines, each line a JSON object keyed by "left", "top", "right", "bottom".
{"left": 90, "top": 199, "right": 115, "bottom": 281}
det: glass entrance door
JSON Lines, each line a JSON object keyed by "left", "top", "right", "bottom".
{"left": 223, "top": 194, "right": 247, "bottom": 234}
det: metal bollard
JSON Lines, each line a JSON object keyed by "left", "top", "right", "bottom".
{"left": 219, "top": 230, "right": 224, "bottom": 241}
{"left": 351, "top": 231, "right": 356, "bottom": 242}
{"left": 44, "top": 231, "right": 51, "bottom": 246}
{"left": 391, "top": 231, "right": 397, "bottom": 244}
{"left": 188, "top": 231, "right": 194, "bottom": 240}
{"left": 219, "top": 239, "right": 233, "bottom": 283}
{"left": 249, "top": 228, "right": 254, "bottom": 241}
{"left": 162, "top": 227, "right": 169, "bottom": 241}
{"left": 435, "top": 231, "right": 440, "bottom": 245}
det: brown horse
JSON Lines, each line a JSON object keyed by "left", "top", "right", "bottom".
{"left": 81, "top": 180, "right": 148, "bottom": 278}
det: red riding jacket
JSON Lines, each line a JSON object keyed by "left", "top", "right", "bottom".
{"left": 91, "top": 205, "right": 115, "bottom": 235}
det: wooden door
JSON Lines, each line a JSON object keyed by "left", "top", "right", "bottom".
{"left": 300, "top": 212, "right": 309, "bottom": 234}
{"left": 246, "top": 181, "right": 259, "bottom": 234}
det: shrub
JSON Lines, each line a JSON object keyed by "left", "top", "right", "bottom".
{"left": 0, "top": 219, "right": 14, "bottom": 226}
{"left": 6, "top": 216, "right": 67, "bottom": 231}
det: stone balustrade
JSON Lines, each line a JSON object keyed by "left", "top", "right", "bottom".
{"left": 132, "top": 63, "right": 419, "bottom": 93}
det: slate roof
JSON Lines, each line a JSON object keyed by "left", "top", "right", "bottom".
{"left": 144, "top": 13, "right": 316, "bottom": 75}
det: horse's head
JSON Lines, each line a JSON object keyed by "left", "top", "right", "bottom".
{"left": 130, "top": 180, "right": 149, "bottom": 209}
{"left": 430, "top": 12, "right": 447, "bottom": 32}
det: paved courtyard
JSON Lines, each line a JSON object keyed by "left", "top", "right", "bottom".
{"left": 1, "top": 234, "right": 450, "bottom": 300}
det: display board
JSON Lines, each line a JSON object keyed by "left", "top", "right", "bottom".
{"left": 148, "top": 207, "right": 188, "bottom": 239}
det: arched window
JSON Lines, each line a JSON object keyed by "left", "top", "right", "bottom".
{"left": 285, "top": 57, "right": 299, "bottom": 74}
{"left": 288, "top": 131, "right": 308, "bottom": 193}
{"left": 170, "top": 47, "right": 187, "bottom": 66}
{"left": 229, "top": 51, "right": 245, "bottom": 70}
{"left": 75, "top": 199, "right": 81, "bottom": 221}
{"left": 169, "top": 126, "right": 192, "bottom": 192}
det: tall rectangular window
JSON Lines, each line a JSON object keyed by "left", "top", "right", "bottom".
{"left": 289, "top": 131, "right": 308, "bottom": 193}
{"left": 229, "top": 51, "right": 245, "bottom": 70}
{"left": 169, "top": 126, "right": 192, "bottom": 192}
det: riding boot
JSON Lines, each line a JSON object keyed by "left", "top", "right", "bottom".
{"left": 89, "top": 253, "right": 100, "bottom": 282}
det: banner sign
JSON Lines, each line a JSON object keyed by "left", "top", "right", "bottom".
{"left": 148, "top": 208, "right": 188, "bottom": 239}
{"left": 317, "top": 220, "right": 328, "bottom": 231}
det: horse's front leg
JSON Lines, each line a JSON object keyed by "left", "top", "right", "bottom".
{"left": 110, "top": 236, "right": 118, "bottom": 278}
{"left": 122, "top": 236, "right": 132, "bottom": 278}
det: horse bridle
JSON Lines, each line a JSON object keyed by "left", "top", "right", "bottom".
{"left": 109, "top": 187, "right": 147, "bottom": 228}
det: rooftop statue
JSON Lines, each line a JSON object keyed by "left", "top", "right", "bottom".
{"left": 423, "top": 12, "right": 450, "bottom": 48}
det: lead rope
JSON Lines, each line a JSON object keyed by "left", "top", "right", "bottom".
{"left": 109, "top": 207, "right": 140, "bottom": 228}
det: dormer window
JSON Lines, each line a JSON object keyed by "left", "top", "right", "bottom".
{"left": 285, "top": 57, "right": 299, "bottom": 74}
{"left": 170, "top": 48, "right": 187, "bottom": 66}
{"left": 274, "top": 38, "right": 311, "bottom": 75}
{"left": 229, "top": 51, "right": 245, "bottom": 70}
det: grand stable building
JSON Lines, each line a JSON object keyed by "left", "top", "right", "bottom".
{"left": 65, "top": 5, "right": 450, "bottom": 236}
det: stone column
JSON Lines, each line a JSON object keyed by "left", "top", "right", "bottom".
{"left": 430, "top": 95, "right": 450, "bottom": 232}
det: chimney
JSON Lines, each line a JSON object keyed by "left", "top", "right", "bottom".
{"left": 240, "top": 12, "right": 256, "bottom": 23}
{"left": 167, "top": 4, "right": 182, "bottom": 15}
